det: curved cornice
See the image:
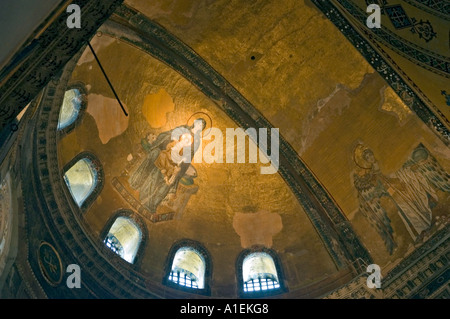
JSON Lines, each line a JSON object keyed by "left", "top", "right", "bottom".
{"left": 403, "top": 0, "right": 450, "bottom": 21}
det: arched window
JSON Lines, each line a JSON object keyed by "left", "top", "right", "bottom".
{"left": 62, "top": 152, "right": 103, "bottom": 211}
{"left": 169, "top": 247, "right": 205, "bottom": 289}
{"left": 242, "top": 252, "right": 280, "bottom": 292}
{"left": 237, "top": 248, "right": 286, "bottom": 296}
{"left": 57, "top": 88, "right": 84, "bottom": 130}
{"left": 103, "top": 216, "right": 142, "bottom": 264}
{"left": 63, "top": 158, "right": 98, "bottom": 208}
{"left": 164, "top": 240, "right": 211, "bottom": 294}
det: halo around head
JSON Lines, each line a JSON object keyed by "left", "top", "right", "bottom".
{"left": 187, "top": 112, "right": 212, "bottom": 137}
{"left": 411, "top": 146, "right": 429, "bottom": 162}
{"left": 353, "top": 143, "right": 374, "bottom": 169}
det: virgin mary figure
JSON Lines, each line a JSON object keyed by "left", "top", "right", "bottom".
{"left": 128, "top": 118, "right": 206, "bottom": 212}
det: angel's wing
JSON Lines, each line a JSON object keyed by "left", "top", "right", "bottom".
{"left": 409, "top": 144, "right": 450, "bottom": 193}
{"left": 354, "top": 173, "right": 397, "bottom": 254}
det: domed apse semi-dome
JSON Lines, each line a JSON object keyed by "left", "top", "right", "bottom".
{"left": 52, "top": 32, "right": 340, "bottom": 297}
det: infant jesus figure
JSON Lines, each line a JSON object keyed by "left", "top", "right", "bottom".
{"left": 154, "top": 133, "right": 193, "bottom": 185}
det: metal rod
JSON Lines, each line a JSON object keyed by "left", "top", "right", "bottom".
{"left": 87, "top": 42, "right": 128, "bottom": 116}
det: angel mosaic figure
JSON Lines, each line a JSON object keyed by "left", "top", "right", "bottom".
{"left": 390, "top": 144, "right": 450, "bottom": 240}
{"left": 352, "top": 143, "right": 396, "bottom": 254}
{"left": 352, "top": 143, "right": 450, "bottom": 254}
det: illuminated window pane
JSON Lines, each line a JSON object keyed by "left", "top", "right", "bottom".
{"left": 242, "top": 252, "right": 280, "bottom": 293}
{"left": 104, "top": 233, "right": 124, "bottom": 256}
{"left": 169, "top": 247, "right": 205, "bottom": 289}
{"left": 63, "top": 158, "right": 97, "bottom": 207}
{"left": 57, "top": 88, "right": 83, "bottom": 130}
{"left": 104, "top": 216, "right": 142, "bottom": 263}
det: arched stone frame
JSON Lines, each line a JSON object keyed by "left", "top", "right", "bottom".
{"left": 163, "top": 239, "right": 212, "bottom": 296}
{"left": 55, "top": 81, "right": 88, "bottom": 136}
{"left": 99, "top": 209, "right": 148, "bottom": 269}
{"left": 235, "top": 245, "right": 288, "bottom": 298}
{"left": 61, "top": 151, "right": 104, "bottom": 213}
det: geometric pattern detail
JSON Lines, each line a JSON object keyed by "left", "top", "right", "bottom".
{"left": 365, "top": 0, "right": 388, "bottom": 14}
{"left": 411, "top": 0, "right": 449, "bottom": 12}
{"left": 385, "top": 5, "right": 413, "bottom": 29}
{"left": 403, "top": 0, "right": 450, "bottom": 20}
{"left": 318, "top": 0, "right": 449, "bottom": 148}
{"left": 332, "top": 0, "right": 449, "bottom": 77}
{"left": 442, "top": 90, "right": 450, "bottom": 106}
{"left": 410, "top": 18, "right": 437, "bottom": 43}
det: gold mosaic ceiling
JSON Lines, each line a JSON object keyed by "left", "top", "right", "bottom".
{"left": 55, "top": 0, "right": 449, "bottom": 296}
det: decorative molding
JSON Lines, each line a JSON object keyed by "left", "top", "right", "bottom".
{"left": 0, "top": 0, "right": 124, "bottom": 132}
{"left": 9, "top": 0, "right": 448, "bottom": 299}
{"left": 403, "top": 0, "right": 450, "bottom": 20}
{"left": 31, "top": 48, "right": 360, "bottom": 296}
{"left": 37, "top": 241, "right": 63, "bottom": 287}
{"left": 323, "top": 224, "right": 449, "bottom": 299}
{"left": 31, "top": 47, "right": 156, "bottom": 298}
{"left": 332, "top": 0, "right": 449, "bottom": 77}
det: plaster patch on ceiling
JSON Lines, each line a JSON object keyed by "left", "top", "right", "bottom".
{"left": 295, "top": 72, "right": 410, "bottom": 155}
{"left": 86, "top": 93, "right": 129, "bottom": 144}
{"left": 297, "top": 83, "right": 353, "bottom": 154}
{"left": 141, "top": 88, "right": 175, "bottom": 128}
{"left": 232, "top": 210, "right": 282, "bottom": 248}
{"left": 379, "top": 85, "right": 412, "bottom": 125}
